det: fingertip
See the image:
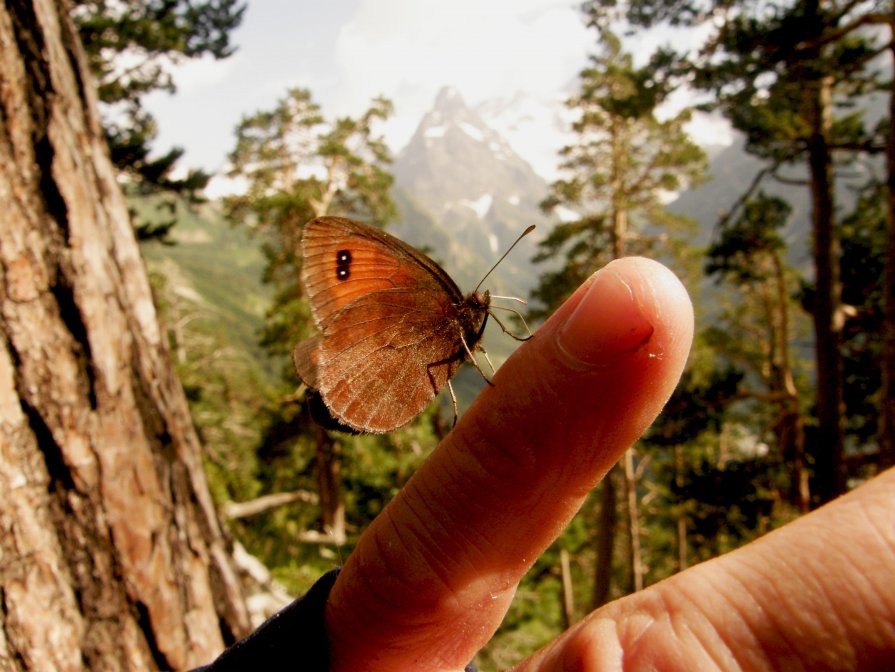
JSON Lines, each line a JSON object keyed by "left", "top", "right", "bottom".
{"left": 578, "top": 257, "right": 694, "bottom": 365}
{"left": 556, "top": 267, "right": 655, "bottom": 367}
{"left": 462, "top": 257, "right": 694, "bottom": 486}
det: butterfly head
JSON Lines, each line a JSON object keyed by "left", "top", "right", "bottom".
{"left": 474, "top": 289, "right": 490, "bottom": 308}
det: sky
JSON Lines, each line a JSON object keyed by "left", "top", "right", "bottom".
{"left": 143, "top": 0, "right": 731, "bottom": 194}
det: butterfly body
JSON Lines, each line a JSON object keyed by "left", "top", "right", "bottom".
{"left": 294, "top": 216, "right": 493, "bottom": 433}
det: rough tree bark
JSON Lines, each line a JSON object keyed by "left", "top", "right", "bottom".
{"left": 0, "top": 0, "right": 251, "bottom": 669}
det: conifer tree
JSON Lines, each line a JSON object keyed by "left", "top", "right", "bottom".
{"left": 532, "top": 28, "right": 705, "bottom": 319}
{"left": 224, "top": 88, "right": 397, "bottom": 546}
{"left": 705, "top": 194, "right": 810, "bottom": 511}
{"left": 533, "top": 26, "right": 706, "bottom": 607}
{"left": 73, "top": 0, "right": 246, "bottom": 238}
{"left": 611, "top": 0, "right": 892, "bottom": 502}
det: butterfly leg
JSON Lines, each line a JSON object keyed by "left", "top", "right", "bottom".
{"left": 480, "top": 346, "right": 496, "bottom": 374}
{"left": 460, "top": 333, "right": 495, "bottom": 386}
{"left": 447, "top": 379, "right": 459, "bottom": 427}
{"left": 488, "top": 309, "right": 534, "bottom": 341}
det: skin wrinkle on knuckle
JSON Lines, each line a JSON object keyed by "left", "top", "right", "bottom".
{"left": 364, "top": 504, "right": 457, "bottom": 619}
{"left": 444, "top": 429, "right": 563, "bottom": 569}
{"left": 720, "top": 560, "right": 806, "bottom": 667}
{"left": 649, "top": 588, "right": 711, "bottom": 668}
{"left": 459, "top": 411, "right": 543, "bottom": 499}
{"left": 402, "top": 476, "right": 517, "bottom": 619}
{"left": 713, "top": 567, "right": 778, "bottom": 671}
{"left": 628, "top": 581, "right": 733, "bottom": 672}
{"left": 441, "top": 430, "right": 521, "bottom": 522}
{"left": 337, "top": 521, "right": 424, "bottom": 638}
{"left": 427, "top": 455, "right": 507, "bottom": 569}
{"left": 704, "top": 566, "right": 780, "bottom": 671}
{"left": 452, "top": 423, "right": 564, "bottom": 545}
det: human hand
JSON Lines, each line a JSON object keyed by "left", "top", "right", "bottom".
{"left": 323, "top": 257, "right": 895, "bottom": 670}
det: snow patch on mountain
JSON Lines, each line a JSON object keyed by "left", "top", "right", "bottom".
{"left": 459, "top": 121, "right": 485, "bottom": 142}
{"left": 424, "top": 125, "right": 447, "bottom": 139}
{"left": 459, "top": 194, "right": 493, "bottom": 219}
{"left": 392, "top": 86, "right": 549, "bottom": 297}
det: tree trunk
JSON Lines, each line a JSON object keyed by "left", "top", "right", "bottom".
{"left": 559, "top": 548, "right": 575, "bottom": 631}
{"left": 673, "top": 446, "right": 688, "bottom": 572}
{"left": 804, "top": 70, "right": 845, "bottom": 504}
{"left": 314, "top": 426, "right": 345, "bottom": 544}
{"left": 0, "top": 1, "right": 250, "bottom": 669}
{"left": 622, "top": 448, "right": 643, "bottom": 592}
{"left": 610, "top": 116, "right": 627, "bottom": 260}
{"left": 770, "top": 251, "right": 810, "bottom": 512}
{"left": 881, "top": 25, "right": 895, "bottom": 469}
{"left": 591, "top": 465, "right": 618, "bottom": 608}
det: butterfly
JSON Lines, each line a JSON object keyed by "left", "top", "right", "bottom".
{"left": 292, "top": 216, "right": 533, "bottom": 434}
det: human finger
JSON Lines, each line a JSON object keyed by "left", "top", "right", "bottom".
{"left": 326, "top": 257, "right": 695, "bottom": 671}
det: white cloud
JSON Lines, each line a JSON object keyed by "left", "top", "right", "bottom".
{"left": 333, "top": 0, "right": 591, "bottom": 151}
{"left": 166, "top": 54, "right": 239, "bottom": 94}
{"left": 140, "top": 1, "right": 731, "bottom": 186}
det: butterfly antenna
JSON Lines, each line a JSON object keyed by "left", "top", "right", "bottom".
{"left": 473, "top": 225, "right": 536, "bottom": 294}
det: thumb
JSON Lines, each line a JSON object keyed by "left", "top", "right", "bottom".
{"left": 517, "top": 466, "right": 895, "bottom": 671}
{"left": 325, "top": 257, "right": 695, "bottom": 671}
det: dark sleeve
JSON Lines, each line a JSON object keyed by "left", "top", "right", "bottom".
{"left": 190, "top": 566, "right": 479, "bottom": 671}
{"left": 191, "top": 567, "right": 341, "bottom": 671}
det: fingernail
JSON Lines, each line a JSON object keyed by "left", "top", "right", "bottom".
{"left": 558, "top": 268, "right": 654, "bottom": 366}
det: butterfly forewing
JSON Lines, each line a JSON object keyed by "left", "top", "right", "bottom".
{"left": 302, "top": 217, "right": 463, "bottom": 328}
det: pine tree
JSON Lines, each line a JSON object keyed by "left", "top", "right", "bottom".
{"left": 73, "top": 0, "right": 245, "bottom": 238}
{"left": 613, "top": 0, "right": 892, "bottom": 502}
{"left": 223, "top": 87, "right": 400, "bottom": 549}
{"left": 705, "top": 194, "right": 810, "bottom": 511}
{"left": 532, "top": 26, "right": 706, "bottom": 608}
{"left": 532, "top": 28, "right": 705, "bottom": 319}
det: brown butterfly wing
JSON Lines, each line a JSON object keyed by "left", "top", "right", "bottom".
{"left": 299, "top": 216, "right": 477, "bottom": 433}
{"left": 292, "top": 335, "right": 321, "bottom": 389}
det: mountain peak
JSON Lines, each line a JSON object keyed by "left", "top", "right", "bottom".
{"left": 434, "top": 85, "right": 466, "bottom": 112}
{"left": 413, "top": 85, "right": 493, "bottom": 143}
{"left": 391, "top": 86, "right": 547, "bottom": 294}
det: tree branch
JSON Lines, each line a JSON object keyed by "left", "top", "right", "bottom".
{"left": 223, "top": 490, "right": 319, "bottom": 520}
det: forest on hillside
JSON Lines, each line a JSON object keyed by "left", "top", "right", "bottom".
{"left": 1, "top": 0, "right": 893, "bottom": 670}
